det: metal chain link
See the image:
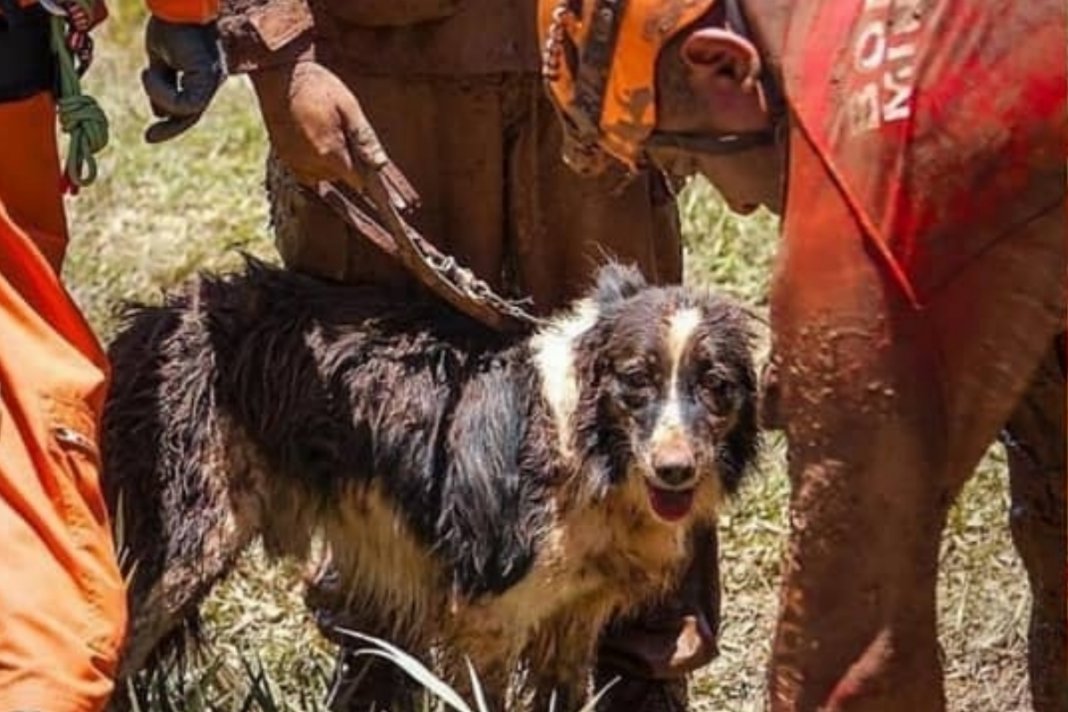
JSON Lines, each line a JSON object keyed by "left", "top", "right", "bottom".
{"left": 406, "top": 222, "right": 547, "bottom": 327}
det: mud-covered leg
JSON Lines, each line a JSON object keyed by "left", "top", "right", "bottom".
{"left": 1003, "top": 340, "right": 1067, "bottom": 712}
{"left": 109, "top": 497, "right": 255, "bottom": 712}
{"left": 766, "top": 134, "right": 1065, "bottom": 711}
{"left": 768, "top": 308, "right": 952, "bottom": 711}
{"left": 107, "top": 409, "right": 264, "bottom": 691}
{"left": 112, "top": 544, "right": 252, "bottom": 709}
{"left": 114, "top": 471, "right": 257, "bottom": 687}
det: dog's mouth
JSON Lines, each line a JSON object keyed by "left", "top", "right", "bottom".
{"left": 644, "top": 481, "right": 695, "bottom": 522}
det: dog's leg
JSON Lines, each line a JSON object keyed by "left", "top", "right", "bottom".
{"left": 528, "top": 611, "right": 604, "bottom": 711}
{"left": 305, "top": 554, "right": 430, "bottom": 712}
{"left": 437, "top": 630, "right": 516, "bottom": 712}
{"left": 118, "top": 511, "right": 255, "bottom": 680}
{"left": 114, "top": 423, "right": 263, "bottom": 684}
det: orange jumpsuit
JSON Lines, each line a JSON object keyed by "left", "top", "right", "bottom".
{"left": 0, "top": 1, "right": 214, "bottom": 709}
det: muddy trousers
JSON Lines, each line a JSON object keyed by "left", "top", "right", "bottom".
{"left": 264, "top": 71, "right": 716, "bottom": 711}
{"left": 267, "top": 72, "right": 682, "bottom": 307}
{"left": 765, "top": 131, "right": 1066, "bottom": 711}
{"left": 0, "top": 92, "right": 126, "bottom": 712}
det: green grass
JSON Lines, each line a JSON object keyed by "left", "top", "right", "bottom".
{"left": 64, "top": 6, "right": 1030, "bottom": 710}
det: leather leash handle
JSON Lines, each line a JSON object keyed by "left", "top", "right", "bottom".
{"left": 306, "top": 177, "right": 546, "bottom": 333}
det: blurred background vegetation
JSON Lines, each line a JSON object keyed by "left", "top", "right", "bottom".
{"left": 63, "top": 2, "right": 1031, "bottom": 709}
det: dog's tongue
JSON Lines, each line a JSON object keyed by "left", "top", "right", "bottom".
{"left": 647, "top": 484, "right": 694, "bottom": 522}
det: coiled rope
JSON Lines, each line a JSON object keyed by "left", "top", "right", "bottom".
{"left": 47, "top": 0, "right": 107, "bottom": 191}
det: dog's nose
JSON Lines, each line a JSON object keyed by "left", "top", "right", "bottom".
{"left": 652, "top": 447, "right": 696, "bottom": 488}
{"left": 655, "top": 464, "right": 696, "bottom": 488}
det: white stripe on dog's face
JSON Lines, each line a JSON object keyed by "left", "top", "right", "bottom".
{"left": 653, "top": 307, "right": 703, "bottom": 439}
{"left": 531, "top": 299, "right": 600, "bottom": 458}
{"left": 667, "top": 307, "right": 702, "bottom": 372}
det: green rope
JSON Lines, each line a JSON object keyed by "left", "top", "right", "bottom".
{"left": 49, "top": 4, "right": 108, "bottom": 189}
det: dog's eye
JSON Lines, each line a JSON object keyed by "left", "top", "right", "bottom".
{"left": 618, "top": 367, "right": 653, "bottom": 390}
{"left": 698, "top": 369, "right": 735, "bottom": 409}
{"left": 614, "top": 360, "right": 657, "bottom": 399}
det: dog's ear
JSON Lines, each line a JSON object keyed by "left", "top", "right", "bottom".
{"left": 590, "top": 262, "right": 648, "bottom": 307}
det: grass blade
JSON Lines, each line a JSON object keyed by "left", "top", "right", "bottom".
{"left": 464, "top": 657, "right": 492, "bottom": 712}
{"left": 337, "top": 629, "right": 474, "bottom": 712}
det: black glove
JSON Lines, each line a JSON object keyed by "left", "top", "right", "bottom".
{"left": 141, "top": 16, "right": 224, "bottom": 143}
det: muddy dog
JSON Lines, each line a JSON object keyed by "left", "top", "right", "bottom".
{"left": 103, "top": 258, "right": 758, "bottom": 708}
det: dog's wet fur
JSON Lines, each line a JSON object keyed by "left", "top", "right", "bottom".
{"left": 103, "top": 258, "right": 758, "bottom": 707}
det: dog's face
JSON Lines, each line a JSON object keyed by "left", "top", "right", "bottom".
{"left": 536, "top": 264, "right": 758, "bottom": 525}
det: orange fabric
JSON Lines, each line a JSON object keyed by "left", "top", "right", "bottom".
{"left": 0, "top": 95, "right": 69, "bottom": 270}
{"left": 539, "top": 0, "right": 715, "bottom": 168}
{"left": 146, "top": 0, "right": 218, "bottom": 23}
{"left": 782, "top": 0, "right": 1066, "bottom": 306}
{"left": 0, "top": 93, "right": 126, "bottom": 712}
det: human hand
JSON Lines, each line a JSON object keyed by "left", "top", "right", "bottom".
{"left": 141, "top": 16, "right": 224, "bottom": 142}
{"left": 251, "top": 61, "right": 417, "bottom": 211}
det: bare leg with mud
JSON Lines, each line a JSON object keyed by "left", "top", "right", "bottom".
{"left": 766, "top": 134, "right": 1065, "bottom": 711}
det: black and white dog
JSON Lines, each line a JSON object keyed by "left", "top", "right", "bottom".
{"left": 103, "top": 259, "right": 758, "bottom": 707}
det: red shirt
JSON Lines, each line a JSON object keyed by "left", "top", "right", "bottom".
{"left": 781, "top": 0, "right": 1065, "bottom": 305}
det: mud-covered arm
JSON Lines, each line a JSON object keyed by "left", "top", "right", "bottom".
{"left": 216, "top": 0, "right": 316, "bottom": 73}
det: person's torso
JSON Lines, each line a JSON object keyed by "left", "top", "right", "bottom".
{"left": 312, "top": 0, "right": 540, "bottom": 76}
{"left": 774, "top": 0, "right": 1066, "bottom": 303}
{"left": 0, "top": 2, "right": 55, "bottom": 102}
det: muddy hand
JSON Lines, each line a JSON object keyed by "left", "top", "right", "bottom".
{"left": 252, "top": 61, "right": 419, "bottom": 213}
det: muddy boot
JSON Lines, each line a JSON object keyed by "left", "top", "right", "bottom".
{"left": 593, "top": 526, "right": 721, "bottom": 712}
